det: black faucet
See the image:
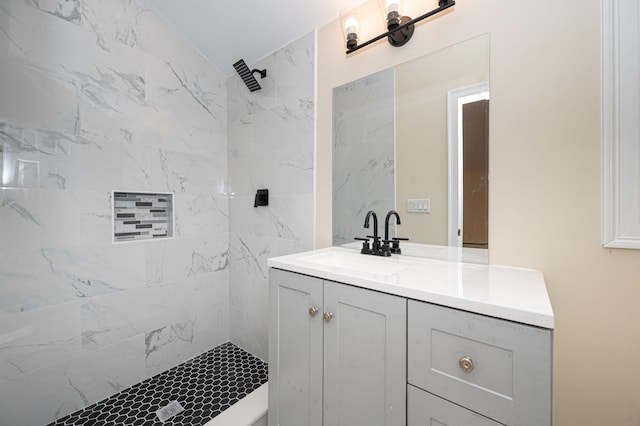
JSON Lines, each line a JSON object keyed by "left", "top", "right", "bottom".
{"left": 384, "top": 210, "right": 400, "bottom": 242}
{"left": 384, "top": 210, "right": 409, "bottom": 254}
{"left": 364, "top": 210, "right": 379, "bottom": 252}
{"left": 362, "top": 211, "right": 392, "bottom": 257}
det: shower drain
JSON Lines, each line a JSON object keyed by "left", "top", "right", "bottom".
{"left": 156, "top": 401, "right": 185, "bottom": 422}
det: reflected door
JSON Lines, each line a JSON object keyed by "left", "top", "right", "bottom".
{"left": 462, "top": 99, "right": 489, "bottom": 249}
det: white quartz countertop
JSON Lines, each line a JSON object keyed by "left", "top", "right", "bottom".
{"left": 267, "top": 246, "right": 554, "bottom": 329}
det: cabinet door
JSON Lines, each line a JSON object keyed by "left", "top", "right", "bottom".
{"left": 408, "top": 385, "right": 501, "bottom": 426}
{"left": 268, "top": 269, "right": 323, "bottom": 426}
{"left": 323, "top": 281, "right": 406, "bottom": 426}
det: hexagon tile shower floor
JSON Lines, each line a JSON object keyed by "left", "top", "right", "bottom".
{"left": 47, "top": 342, "right": 268, "bottom": 426}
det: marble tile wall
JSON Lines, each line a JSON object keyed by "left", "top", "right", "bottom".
{"left": 332, "top": 68, "right": 395, "bottom": 245}
{"left": 0, "top": 1, "right": 229, "bottom": 425}
{"left": 227, "top": 32, "right": 315, "bottom": 361}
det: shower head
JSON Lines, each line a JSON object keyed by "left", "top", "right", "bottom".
{"left": 233, "top": 59, "right": 267, "bottom": 92}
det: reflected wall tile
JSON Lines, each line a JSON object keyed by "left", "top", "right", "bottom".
{"left": 0, "top": 301, "right": 82, "bottom": 382}
{"left": 0, "top": 335, "right": 144, "bottom": 426}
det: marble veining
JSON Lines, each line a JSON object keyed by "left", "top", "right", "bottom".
{"left": 227, "top": 31, "right": 314, "bottom": 361}
{"left": 333, "top": 68, "right": 395, "bottom": 245}
{"left": 0, "top": 0, "right": 230, "bottom": 423}
{"left": 19, "top": 0, "right": 82, "bottom": 23}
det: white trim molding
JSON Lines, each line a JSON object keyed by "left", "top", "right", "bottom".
{"left": 602, "top": 0, "right": 640, "bottom": 248}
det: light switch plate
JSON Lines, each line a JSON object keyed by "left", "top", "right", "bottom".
{"left": 407, "top": 198, "right": 430, "bottom": 213}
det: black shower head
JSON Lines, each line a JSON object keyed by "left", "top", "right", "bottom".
{"left": 233, "top": 59, "right": 267, "bottom": 92}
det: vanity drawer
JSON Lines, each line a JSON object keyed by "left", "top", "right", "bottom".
{"left": 408, "top": 385, "right": 501, "bottom": 426}
{"left": 407, "top": 300, "right": 552, "bottom": 426}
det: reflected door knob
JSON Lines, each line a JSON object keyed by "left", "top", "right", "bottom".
{"left": 323, "top": 312, "right": 334, "bottom": 322}
{"left": 309, "top": 306, "right": 319, "bottom": 317}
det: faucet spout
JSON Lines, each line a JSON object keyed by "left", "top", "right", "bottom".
{"left": 384, "top": 210, "right": 401, "bottom": 241}
{"left": 364, "top": 211, "right": 378, "bottom": 242}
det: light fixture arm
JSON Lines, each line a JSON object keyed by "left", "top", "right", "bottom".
{"left": 346, "top": 0, "right": 455, "bottom": 54}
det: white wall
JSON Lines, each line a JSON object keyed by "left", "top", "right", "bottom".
{"left": 0, "top": 1, "right": 229, "bottom": 424}
{"left": 316, "top": 0, "right": 640, "bottom": 424}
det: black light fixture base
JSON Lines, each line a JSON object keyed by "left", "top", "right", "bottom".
{"left": 387, "top": 16, "right": 414, "bottom": 47}
{"left": 345, "top": 0, "right": 455, "bottom": 55}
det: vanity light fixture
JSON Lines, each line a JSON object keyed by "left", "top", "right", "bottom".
{"left": 342, "top": 0, "right": 455, "bottom": 54}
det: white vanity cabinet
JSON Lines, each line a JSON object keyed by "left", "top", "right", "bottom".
{"left": 268, "top": 268, "right": 407, "bottom": 426}
{"left": 267, "top": 247, "right": 554, "bottom": 426}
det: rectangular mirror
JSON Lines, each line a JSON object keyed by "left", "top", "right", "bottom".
{"left": 332, "top": 34, "right": 490, "bottom": 260}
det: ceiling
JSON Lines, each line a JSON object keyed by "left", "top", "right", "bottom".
{"left": 149, "top": 0, "right": 365, "bottom": 77}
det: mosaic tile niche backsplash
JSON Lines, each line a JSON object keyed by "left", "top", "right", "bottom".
{"left": 113, "top": 192, "right": 174, "bottom": 242}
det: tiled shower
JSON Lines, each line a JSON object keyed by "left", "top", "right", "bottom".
{"left": 0, "top": 0, "right": 314, "bottom": 424}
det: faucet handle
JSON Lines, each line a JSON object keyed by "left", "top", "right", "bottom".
{"left": 390, "top": 237, "right": 409, "bottom": 254}
{"left": 355, "top": 237, "right": 371, "bottom": 254}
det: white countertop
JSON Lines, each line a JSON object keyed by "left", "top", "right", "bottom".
{"left": 267, "top": 246, "right": 554, "bottom": 329}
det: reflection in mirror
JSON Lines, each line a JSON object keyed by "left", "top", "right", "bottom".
{"left": 332, "top": 69, "right": 395, "bottom": 246}
{"left": 447, "top": 83, "right": 490, "bottom": 248}
{"left": 332, "top": 34, "right": 490, "bottom": 259}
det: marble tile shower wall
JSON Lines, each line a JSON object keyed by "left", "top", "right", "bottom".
{"left": 227, "top": 32, "right": 315, "bottom": 361}
{"left": 0, "top": 1, "right": 229, "bottom": 425}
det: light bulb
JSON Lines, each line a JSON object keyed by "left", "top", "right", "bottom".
{"left": 386, "top": 0, "right": 400, "bottom": 13}
{"left": 344, "top": 17, "right": 358, "bottom": 35}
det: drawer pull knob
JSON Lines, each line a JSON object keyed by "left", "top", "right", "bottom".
{"left": 459, "top": 356, "right": 474, "bottom": 373}
{"left": 323, "top": 312, "right": 334, "bottom": 322}
{"left": 309, "top": 306, "right": 319, "bottom": 317}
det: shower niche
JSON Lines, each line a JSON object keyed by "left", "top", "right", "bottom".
{"left": 112, "top": 191, "right": 174, "bottom": 243}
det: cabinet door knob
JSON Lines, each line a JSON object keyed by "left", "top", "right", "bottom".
{"left": 323, "top": 312, "right": 334, "bottom": 322}
{"left": 308, "top": 306, "right": 319, "bottom": 317}
{"left": 459, "top": 356, "right": 474, "bottom": 373}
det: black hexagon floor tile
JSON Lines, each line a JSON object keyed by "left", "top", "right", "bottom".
{"left": 47, "top": 342, "right": 268, "bottom": 426}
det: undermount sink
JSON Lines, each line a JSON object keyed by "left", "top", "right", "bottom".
{"left": 300, "top": 250, "right": 414, "bottom": 276}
